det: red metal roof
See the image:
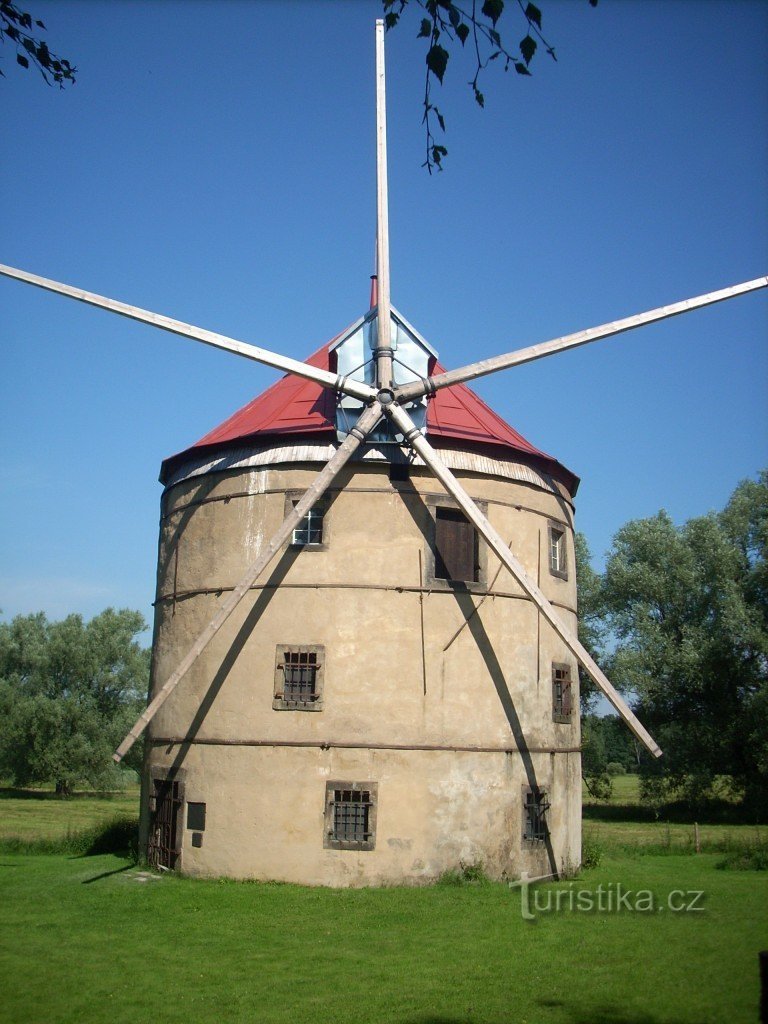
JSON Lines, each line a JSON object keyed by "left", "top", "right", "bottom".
{"left": 161, "top": 340, "right": 578, "bottom": 493}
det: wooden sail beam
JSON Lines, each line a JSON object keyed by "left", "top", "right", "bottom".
{"left": 395, "top": 276, "right": 768, "bottom": 403}
{"left": 374, "top": 18, "right": 394, "bottom": 391}
{"left": 387, "top": 401, "right": 663, "bottom": 758}
{"left": 0, "top": 263, "right": 377, "bottom": 403}
{"left": 113, "top": 400, "right": 384, "bottom": 763}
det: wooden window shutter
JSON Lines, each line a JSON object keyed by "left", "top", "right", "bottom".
{"left": 435, "top": 508, "right": 478, "bottom": 582}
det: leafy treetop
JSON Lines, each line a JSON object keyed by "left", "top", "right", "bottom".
{"left": 0, "top": 1, "right": 75, "bottom": 87}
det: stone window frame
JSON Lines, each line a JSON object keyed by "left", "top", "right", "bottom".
{"left": 547, "top": 521, "right": 568, "bottom": 580}
{"left": 551, "top": 662, "right": 574, "bottom": 724}
{"left": 522, "top": 786, "right": 550, "bottom": 844}
{"left": 323, "top": 781, "right": 378, "bottom": 852}
{"left": 273, "top": 644, "right": 325, "bottom": 711}
{"left": 285, "top": 491, "right": 330, "bottom": 551}
{"left": 424, "top": 495, "right": 488, "bottom": 592}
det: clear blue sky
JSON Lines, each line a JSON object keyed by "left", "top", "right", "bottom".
{"left": 1, "top": 0, "right": 766, "bottom": 637}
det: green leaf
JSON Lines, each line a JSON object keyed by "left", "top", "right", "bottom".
{"left": 436, "top": 109, "right": 445, "bottom": 131}
{"left": 481, "top": 0, "right": 504, "bottom": 26}
{"left": 456, "top": 22, "right": 469, "bottom": 45}
{"left": 35, "top": 19, "right": 46, "bottom": 29}
{"left": 418, "top": 18, "right": 431, "bottom": 38}
{"left": 489, "top": 28, "right": 501, "bottom": 47}
{"left": 384, "top": 11, "right": 399, "bottom": 29}
{"left": 524, "top": 3, "right": 542, "bottom": 30}
{"left": 520, "top": 34, "right": 537, "bottom": 65}
{"left": 16, "top": 53, "right": 29, "bottom": 68}
{"left": 473, "top": 85, "right": 485, "bottom": 108}
{"left": 426, "top": 43, "right": 449, "bottom": 84}
{"left": 449, "top": 5, "right": 460, "bottom": 29}
{"left": 514, "top": 61, "right": 531, "bottom": 76}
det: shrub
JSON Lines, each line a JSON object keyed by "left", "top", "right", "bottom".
{"left": 581, "top": 836, "right": 603, "bottom": 869}
{"left": 437, "top": 861, "right": 489, "bottom": 886}
{"left": 606, "top": 762, "right": 627, "bottom": 776}
{"left": 716, "top": 835, "right": 768, "bottom": 871}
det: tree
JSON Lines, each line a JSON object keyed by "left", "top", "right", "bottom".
{"left": 383, "top": 0, "right": 597, "bottom": 170}
{"left": 0, "top": 609, "right": 149, "bottom": 794}
{"left": 601, "top": 472, "right": 768, "bottom": 811}
{"left": 574, "top": 531, "right": 606, "bottom": 713}
{"left": 1, "top": 2, "right": 75, "bottom": 86}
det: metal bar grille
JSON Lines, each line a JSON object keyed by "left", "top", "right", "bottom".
{"left": 332, "top": 789, "right": 372, "bottom": 843}
{"left": 524, "top": 790, "right": 550, "bottom": 842}
{"left": 147, "top": 778, "right": 182, "bottom": 869}
{"left": 283, "top": 650, "right": 319, "bottom": 702}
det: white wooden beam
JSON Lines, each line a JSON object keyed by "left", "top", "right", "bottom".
{"left": 396, "top": 276, "right": 768, "bottom": 402}
{"left": 388, "top": 401, "right": 662, "bottom": 758}
{"left": 374, "top": 19, "right": 394, "bottom": 390}
{"left": 0, "top": 262, "right": 377, "bottom": 402}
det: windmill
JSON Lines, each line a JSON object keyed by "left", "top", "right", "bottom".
{"left": 1, "top": 20, "right": 765, "bottom": 883}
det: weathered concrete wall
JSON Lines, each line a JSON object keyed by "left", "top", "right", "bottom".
{"left": 142, "top": 457, "right": 582, "bottom": 884}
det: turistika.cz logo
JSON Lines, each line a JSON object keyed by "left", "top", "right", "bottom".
{"left": 511, "top": 874, "right": 706, "bottom": 921}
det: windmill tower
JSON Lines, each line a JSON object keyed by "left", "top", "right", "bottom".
{"left": 0, "top": 21, "right": 764, "bottom": 884}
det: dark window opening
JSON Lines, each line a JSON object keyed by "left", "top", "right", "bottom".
{"left": 324, "top": 781, "right": 377, "bottom": 851}
{"left": 186, "top": 801, "right": 206, "bottom": 832}
{"left": 523, "top": 789, "right": 550, "bottom": 843}
{"left": 552, "top": 664, "right": 573, "bottom": 723}
{"left": 191, "top": 832, "right": 203, "bottom": 848}
{"left": 274, "top": 645, "right": 324, "bottom": 711}
{"left": 389, "top": 462, "right": 410, "bottom": 483}
{"left": 434, "top": 507, "right": 479, "bottom": 583}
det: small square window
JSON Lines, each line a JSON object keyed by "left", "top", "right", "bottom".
{"left": 548, "top": 524, "right": 568, "bottom": 580}
{"left": 273, "top": 645, "right": 325, "bottom": 711}
{"left": 324, "top": 781, "right": 377, "bottom": 851}
{"left": 523, "top": 788, "right": 550, "bottom": 843}
{"left": 291, "top": 500, "right": 327, "bottom": 546}
{"left": 552, "top": 663, "right": 573, "bottom": 724}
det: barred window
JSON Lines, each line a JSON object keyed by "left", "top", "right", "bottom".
{"left": 552, "top": 663, "right": 573, "bottom": 723}
{"left": 523, "top": 789, "right": 550, "bottom": 843}
{"left": 548, "top": 524, "right": 567, "bottom": 580}
{"left": 273, "top": 645, "right": 324, "bottom": 711}
{"left": 324, "top": 781, "right": 377, "bottom": 851}
{"left": 292, "top": 501, "right": 327, "bottom": 546}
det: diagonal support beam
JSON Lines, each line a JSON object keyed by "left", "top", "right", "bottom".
{"left": 0, "top": 262, "right": 377, "bottom": 403}
{"left": 396, "top": 276, "right": 768, "bottom": 402}
{"left": 113, "top": 400, "right": 384, "bottom": 763}
{"left": 387, "top": 402, "right": 662, "bottom": 758}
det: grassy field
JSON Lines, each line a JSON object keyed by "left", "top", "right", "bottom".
{"left": 0, "top": 851, "right": 766, "bottom": 1024}
{"left": 0, "top": 784, "right": 140, "bottom": 842}
{"left": 0, "top": 778, "right": 764, "bottom": 1023}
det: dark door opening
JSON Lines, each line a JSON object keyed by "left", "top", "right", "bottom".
{"left": 147, "top": 777, "right": 183, "bottom": 869}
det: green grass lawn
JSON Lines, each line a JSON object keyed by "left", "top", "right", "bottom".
{"left": 1, "top": 779, "right": 764, "bottom": 1023}
{"left": 0, "top": 851, "right": 765, "bottom": 1024}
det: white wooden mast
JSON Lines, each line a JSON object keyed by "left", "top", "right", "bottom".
{"left": 375, "top": 18, "right": 394, "bottom": 391}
